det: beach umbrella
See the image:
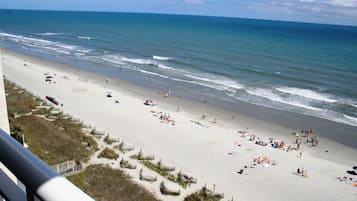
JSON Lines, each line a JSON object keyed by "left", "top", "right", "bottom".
{"left": 295, "top": 133, "right": 300, "bottom": 137}
{"left": 45, "top": 75, "right": 53, "bottom": 79}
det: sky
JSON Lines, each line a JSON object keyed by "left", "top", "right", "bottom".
{"left": 0, "top": 0, "right": 357, "bottom": 26}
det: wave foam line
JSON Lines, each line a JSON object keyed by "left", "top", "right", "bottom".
{"left": 37, "top": 32, "right": 63, "bottom": 36}
{"left": 102, "top": 55, "right": 126, "bottom": 65}
{"left": 158, "top": 64, "right": 174, "bottom": 70}
{"left": 247, "top": 88, "right": 322, "bottom": 111}
{"left": 0, "top": 32, "right": 78, "bottom": 51}
{"left": 344, "top": 114, "right": 357, "bottom": 123}
{"left": 123, "top": 57, "right": 175, "bottom": 70}
{"left": 123, "top": 57, "right": 156, "bottom": 65}
{"left": 276, "top": 87, "right": 337, "bottom": 103}
{"left": 78, "top": 36, "right": 91, "bottom": 40}
{"left": 184, "top": 74, "right": 243, "bottom": 90}
{"left": 153, "top": 55, "right": 171, "bottom": 61}
{"left": 136, "top": 68, "right": 233, "bottom": 92}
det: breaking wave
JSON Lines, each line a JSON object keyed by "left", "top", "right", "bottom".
{"left": 276, "top": 87, "right": 337, "bottom": 103}
{"left": 246, "top": 88, "right": 322, "bottom": 111}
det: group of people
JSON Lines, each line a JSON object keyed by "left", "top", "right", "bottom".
{"left": 238, "top": 130, "right": 306, "bottom": 153}
{"left": 307, "top": 135, "right": 319, "bottom": 147}
{"left": 301, "top": 128, "right": 313, "bottom": 137}
{"left": 159, "top": 112, "right": 176, "bottom": 125}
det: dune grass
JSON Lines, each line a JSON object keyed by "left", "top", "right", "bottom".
{"left": 12, "top": 115, "right": 95, "bottom": 165}
{"left": 68, "top": 165, "right": 161, "bottom": 201}
{"left": 5, "top": 80, "right": 39, "bottom": 115}
{"left": 5, "top": 79, "right": 97, "bottom": 165}
{"left": 103, "top": 134, "right": 116, "bottom": 145}
{"left": 184, "top": 187, "right": 223, "bottom": 201}
{"left": 98, "top": 147, "right": 119, "bottom": 160}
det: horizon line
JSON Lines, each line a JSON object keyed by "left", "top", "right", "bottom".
{"left": 1, "top": 8, "right": 356, "bottom": 28}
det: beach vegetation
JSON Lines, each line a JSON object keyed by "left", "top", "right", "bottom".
{"left": 184, "top": 186, "right": 224, "bottom": 201}
{"left": 68, "top": 165, "right": 161, "bottom": 201}
{"left": 142, "top": 160, "right": 191, "bottom": 188}
{"left": 103, "top": 134, "right": 115, "bottom": 145}
{"left": 114, "top": 141, "right": 134, "bottom": 153}
{"left": 5, "top": 79, "right": 97, "bottom": 165}
{"left": 160, "top": 182, "right": 180, "bottom": 196}
{"left": 98, "top": 147, "right": 119, "bottom": 160}
{"left": 5, "top": 80, "right": 40, "bottom": 115}
{"left": 114, "top": 142, "right": 126, "bottom": 153}
{"left": 10, "top": 124, "right": 24, "bottom": 144}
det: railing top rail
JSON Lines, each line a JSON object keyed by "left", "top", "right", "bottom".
{"left": 0, "top": 128, "right": 94, "bottom": 201}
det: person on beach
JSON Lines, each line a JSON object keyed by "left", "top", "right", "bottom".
{"left": 315, "top": 138, "right": 319, "bottom": 146}
{"left": 299, "top": 151, "right": 302, "bottom": 158}
{"left": 301, "top": 167, "right": 305, "bottom": 176}
{"left": 202, "top": 113, "right": 207, "bottom": 120}
{"left": 176, "top": 106, "right": 180, "bottom": 112}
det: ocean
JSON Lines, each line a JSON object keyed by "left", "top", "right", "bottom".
{"left": 1, "top": 10, "right": 357, "bottom": 127}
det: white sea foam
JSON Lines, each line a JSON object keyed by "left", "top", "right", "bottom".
{"left": 342, "top": 114, "right": 357, "bottom": 126}
{"left": 184, "top": 74, "right": 244, "bottom": 90}
{"left": 276, "top": 87, "right": 337, "bottom": 103}
{"left": 74, "top": 53, "right": 85, "bottom": 56}
{"left": 246, "top": 88, "right": 322, "bottom": 111}
{"left": 123, "top": 57, "right": 156, "bottom": 65}
{"left": 153, "top": 55, "right": 171, "bottom": 61}
{"left": 78, "top": 36, "right": 91, "bottom": 40}
{"left": 37, "top": 32, "right": 63, "bottom": 36}
{"left": 351, "top": 104, "right": 357, "bottom": 108}
{"left": 139, "top": 69, "right": 169, "bottom": 79}
{"left": 158, "top": 64, "right": 174, "bottom": 70}
{"left": 131, "top": 66, "right": 230, "bottom": 91}
{"left": 102, "top": 55, "right": 126, "bottom": 65}
{"left": 76, "top": 49, "right": 92, "bottom": 53}
{"left": 0, "top": 32, "right": 79, "bottom": 54}
{"left": 42, "top": 46, "right": 71, "bottom": 55}
{"left": 344, "top": 114, "right": 357, "bottom": 123}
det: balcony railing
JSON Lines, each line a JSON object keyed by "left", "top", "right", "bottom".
{"left": 0, "top": 128, "right": 94, "bottom": 201}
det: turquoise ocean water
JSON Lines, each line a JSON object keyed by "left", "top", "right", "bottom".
{"left": 0, "top": 10, "right": 356, "bottom": 126}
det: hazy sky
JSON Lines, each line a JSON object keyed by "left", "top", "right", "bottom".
{"left": 1, "top": 0, "right": 357, "bottom": 26}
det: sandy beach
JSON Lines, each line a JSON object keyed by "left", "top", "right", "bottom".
{"left": 2, "top": 48, "right": 357, "bottom": 201}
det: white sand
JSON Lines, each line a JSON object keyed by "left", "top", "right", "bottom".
{"left": 2, "top": 49, "right": 357, "bottom": 201}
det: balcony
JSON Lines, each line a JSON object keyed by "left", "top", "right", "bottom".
{"left": 0, "top": 128, "right": 94, "bottom": 201}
